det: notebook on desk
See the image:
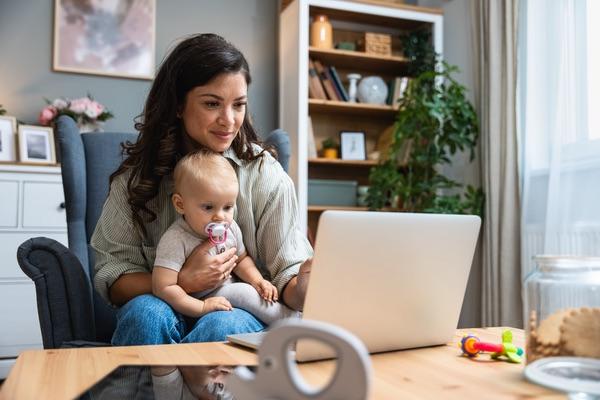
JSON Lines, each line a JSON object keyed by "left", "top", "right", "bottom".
{"left": 228, "top": 210, "right": 481, "bottom": 362}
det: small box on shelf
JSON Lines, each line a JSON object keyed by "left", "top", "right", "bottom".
{"left": 358, "top": 33, "right": 392, "bottom": 57}
{"left": 308, "top": 179, "right": 358, "bottom": 207}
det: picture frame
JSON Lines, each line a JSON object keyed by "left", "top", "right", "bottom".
{"left": 340, "top": 131, "right": 367, "bottom": 160}
{"left": 53, "top": 0, "right": 156, "bottom": 80}
{"left": 0, "top": 116, "right": 17, "bottom": 162}
{"left": 18, "top": 125, "right": 57, "bottom": 164}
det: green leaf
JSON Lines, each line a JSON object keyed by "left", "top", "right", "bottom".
{"left": 366, "top": 59, "right": 484, "bottom": 217}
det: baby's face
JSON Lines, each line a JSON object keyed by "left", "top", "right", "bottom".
{"left": 174, "top": 178, "right": 238, "bottom": 236}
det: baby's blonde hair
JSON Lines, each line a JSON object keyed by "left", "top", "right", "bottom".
{"left": 173, "top": 149, "right": 238, "bottom": 194}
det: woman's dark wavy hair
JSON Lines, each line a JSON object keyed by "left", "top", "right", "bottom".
{"left": 111, "top": 33, "right": 269, "bottom": 236}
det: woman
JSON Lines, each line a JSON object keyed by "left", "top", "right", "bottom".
{"left": 91, "top": 33, "right": 313, "bottom": 345}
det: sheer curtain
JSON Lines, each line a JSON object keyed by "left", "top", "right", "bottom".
{"left": 519, "top": 0, "right": 600, "bottom": 282}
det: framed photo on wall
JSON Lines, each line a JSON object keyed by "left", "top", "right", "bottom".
{"left": 0, "top": 116, "right": 17, "bottom": 162}
{"left": 18, "top": 125, "right": 57, "bottom": 164}
{"left": 53, "top": 0, "right": 156, "bottom": 80}
{"left": 340, "top": 131, "right": 366, "bottom": 160}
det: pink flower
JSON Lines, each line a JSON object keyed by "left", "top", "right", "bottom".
{"left": 69, "top": 97, "right": 91, "bottom": 114}
{"left": 41, "top": 94, "right": 112, "bottom": 127}
{"left": 38, "top": 106, "right": 57, "bottom": 125}
{"left": 84, "top": 101, "right": 104, "bottom": 119}
{"left": 51, "top": 98, "right": 68, "bottom": 110}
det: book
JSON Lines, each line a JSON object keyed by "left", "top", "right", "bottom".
{"left": 307, "top": 116, "right": 317, "bottom": 158}
{"left": 328, "top": 66, "right": 349, "bottom": 101}
{"left": 392, "top": 77, "right": 410, "bottom": 108}
{"left": 385, "top": 78, "right": 396, "bottom": 105}
{"left": 308, "top": 59, "right": 327, "bottom": 99}
{"left": 313, "top": 60, "right": 340, "bottom": 101}
{"left": 324, "top": 67, "right": 344, "bottom": 101}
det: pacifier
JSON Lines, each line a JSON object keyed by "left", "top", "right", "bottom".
{"left": 205, "top": 222, "right": 229, "bottom": 254}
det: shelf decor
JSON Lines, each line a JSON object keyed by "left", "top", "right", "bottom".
{"left": 347, "top": 73, "right": 361, "bottom": 103}
{"left": 321, "top": 137, "right": 339, "bottom": 159}
{"left": 38, "top": 95, "right": 114, "bottom": 133}
{"left": 53, "top": 0, "right": 156, "bottom": 80}
{"left": 17, "top": 125, "right": 56, "bottom": 164}
{"left": 359, "top": 32, "right": 392, "bottom": 56}
{"left": 310, "top": 14, "right": 333, "bottom": 49}
{"left": 357, "top": 76, "right": 388, "bottom": 104}
{"left": 340, "top": 131, "right": 367, "bottom": 161}
{"left": 0, "top": 115, "right": 17, "bottom": 162}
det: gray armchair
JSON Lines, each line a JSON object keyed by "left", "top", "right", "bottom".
{"left": 17, "top": 115, "right": 291, "bottom": 349}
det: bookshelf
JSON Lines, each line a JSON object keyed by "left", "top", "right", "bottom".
{"left": 309, "top": 46, "right": 408, "bottom": 74}
{"left": 308, "top": 157, "right": 377, "bottom": 166}
{"left": 279, "top": 0, "right": 443, "bottom": 235}
{"left": 308, "top": 98, "right": 397, "bottom": 117}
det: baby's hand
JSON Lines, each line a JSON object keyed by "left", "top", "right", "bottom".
{"left": 255, "top": 280, "right": 278, "bottom": 302}
{"left": 202, "top": 296, "right": 232, "bottom": 315}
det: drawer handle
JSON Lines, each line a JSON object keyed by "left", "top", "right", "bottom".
{"left": 59, "top": 202, "right": 66, "bottom": 209}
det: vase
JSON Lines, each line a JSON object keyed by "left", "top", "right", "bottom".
{"left": 347, "top": 73, "right": 362, "bottom": 103}
{"left": 78, "top": 122, "right": 103, "bottom": 133}
{"left": 310, "top": 14, "right": 333, "bottom": 49}
{"left": 357, "top": 76, "right": 388, "bottom": 105}
{"left": 322, "top": 148, "right": 338, "bottom": 159}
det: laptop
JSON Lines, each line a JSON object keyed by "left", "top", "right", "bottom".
{"left": 228, "top": 210, "right": 481, "bottom": 361}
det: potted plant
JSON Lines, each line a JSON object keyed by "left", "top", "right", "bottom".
{"left": 366, "top": 61, "right": 484, "bottom": 215}
{"left": 321, "top": 137, "right": 339, "bottom": 159}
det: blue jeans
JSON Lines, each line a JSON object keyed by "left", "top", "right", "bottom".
{"left": 112, "top": 294, "right": 265, "bottom": 346}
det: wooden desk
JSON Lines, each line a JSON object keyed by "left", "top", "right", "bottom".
{"left": 0, "top": 327, "right": 563, "bottom": 399}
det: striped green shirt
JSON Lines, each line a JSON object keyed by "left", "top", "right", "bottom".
{"left": 91, "top": 146, "right": 313, "bottom": 306}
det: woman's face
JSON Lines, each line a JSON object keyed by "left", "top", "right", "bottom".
{"left": 180, "top": 72, "right": 248, "bottom": 153}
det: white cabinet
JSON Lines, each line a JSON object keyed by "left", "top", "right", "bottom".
{"left": 0, "top": 164, "right": 67, "bottom": 379}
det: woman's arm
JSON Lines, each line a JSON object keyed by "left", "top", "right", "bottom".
{"left": 91, "top": 174, "right": 155, "bottom": 306}
{"left": 282, "top": 258, "right": 312, "bottom": 311}
{"left": 109, "top": 232, "right": 239, "bottom": 305}
{"left": 153, "top": 266, "right": 227, "bottom": 318}
{"left": 109, "top": 272, "right": 152, "bottom": 306}
{"left": 245, "top": 154, "right": 314, "bottom": 310}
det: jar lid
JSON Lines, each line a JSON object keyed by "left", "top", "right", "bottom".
{"left": 524, "top": 357, "right": 600, "bottom": 395}
{"left": 534, "top": 256, "right": 600, "bottom": 271}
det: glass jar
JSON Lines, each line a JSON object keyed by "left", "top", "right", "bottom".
{"left": 310, "top": 15, "right": 333, "bottom": 49}
{"left": 523, "top": 256, "right": 600, "bottom": 364}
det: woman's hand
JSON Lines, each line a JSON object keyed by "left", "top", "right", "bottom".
{"left": 282, "top": 258, "right": 312, "bottom": 311}
{"left": 178, "top": 240, "right": 238, "bottom": 293}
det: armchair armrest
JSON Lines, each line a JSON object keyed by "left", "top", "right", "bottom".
{"left": 264, "top": 129, "right": 291, "bottom": 173}
{"left": 17, "top": 237, "right": 96, "bottom": 349}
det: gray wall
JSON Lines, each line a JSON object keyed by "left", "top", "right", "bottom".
{"left": 440, "top": 0, "right": 483, "bottom": 329}
{"left": 0, "top": 0, "right": 279, "bottom": 137}
{"left": 419, "top": 0, "right": 483, "bottom": 328}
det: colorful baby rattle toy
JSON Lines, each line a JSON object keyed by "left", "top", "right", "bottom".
{"left": 460, "top": 329, "right": 524, "bottom": 363}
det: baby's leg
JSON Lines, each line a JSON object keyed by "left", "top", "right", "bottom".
{"left": 210, "top": 282, "right": 300, "bottom": 325}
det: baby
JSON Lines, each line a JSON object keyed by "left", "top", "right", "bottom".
{"left": 152, "top": 149, "right": 298, "bottom": 324}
